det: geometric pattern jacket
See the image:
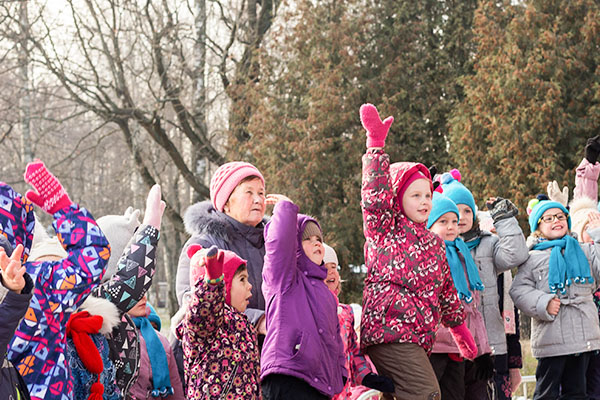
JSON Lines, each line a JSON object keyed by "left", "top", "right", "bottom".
{"left": 3, "top": 183, "right": 110, "bottom": 400}
{"left": 91, "top": 224, "right": 159, "bottom": 397}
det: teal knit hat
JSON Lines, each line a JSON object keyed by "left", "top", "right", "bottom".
{"left": 528, "top": 199, "right": 570, "bottom": 233}
{"left": 440, "top": 169, "right": 477, "bottom": 217}
{"left": 427, "top": 192, "right": 460, "bottom": 229}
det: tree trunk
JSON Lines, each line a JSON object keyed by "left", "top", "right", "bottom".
{"left": 18, "top": 0, "right": 32, "bottom": 165}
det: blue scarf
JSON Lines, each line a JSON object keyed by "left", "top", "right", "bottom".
{"left": 132, "top": 305, "right": 173, "bottom": 398}
{"left": 532, "top": 235, "right": 593, "bottom": 294}
{"left": 465, "top": 237, "right": 481, "bottom": 251}
{"left": 445, "top": 238, "right": 485, "bottom": 303}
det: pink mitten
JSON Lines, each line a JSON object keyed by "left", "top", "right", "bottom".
{"left": 449, "top": 323, "right": 478, "bottom": 360}
{"left": 359, "top": 103, "right": 394, "bottom": 148}
{"left": 142, "top": 184, "right": 166, "bottom": 229}
{"left": 23, "top": 160, "right": 72, "bottom": 214}
{"left": 203, "top": 245, "right": 223, "bottom": 281}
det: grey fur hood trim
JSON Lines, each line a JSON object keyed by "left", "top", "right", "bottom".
{"left": 183, "top": 200, "right": 269, "bottom": 239}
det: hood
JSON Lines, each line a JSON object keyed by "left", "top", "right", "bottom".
{"left": 570, "top": 196, "right": 598, "bottom": 241}
{"left": 183, "top": 200, "right": 268, "bottom": 247}
{"left": 0, "top": 183, "right": 35, "bottom": 262}
{"left": 79, "top": 295, "right": 121, "bottom": 335}
{"left": 296, "top": 214, "right": 327, "bottom": 280}
{"left": 526, "top": 231, "right": 578, "bottom": 249}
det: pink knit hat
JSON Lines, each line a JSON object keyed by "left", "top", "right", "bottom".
{"left": 209, "top": 162, "right": 265, "bottom": 212}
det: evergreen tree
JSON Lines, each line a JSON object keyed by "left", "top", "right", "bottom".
{"left": 450, "top": 0, "right": 600, "bottom": 221}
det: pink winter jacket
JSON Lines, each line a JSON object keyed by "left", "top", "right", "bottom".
{"left": 128, "top": 332, "right": 185, "bottom": 400}
{"left": 574, "top": 158, "right": 600, "bottom": 201}
{"left": 360, "top": 150, "right": 465, "bottom": 353}
{"left": 431, "top": 259, "right": 491, "bottom": 357}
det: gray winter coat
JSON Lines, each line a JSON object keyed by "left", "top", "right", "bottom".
{"left": 467, "top": 217, "right": 528, "bottom": 355}
{"left": 510, "top": 228, "right": 600, "bottom": 358}
{"left": 176, "top": 201, "right": 267, "bottom": 324}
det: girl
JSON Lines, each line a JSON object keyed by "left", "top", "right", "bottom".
{"left": 177, "top": 245, "right": 260, "bottom": 399}
{"left": 510, "top": 199, "right": 600, "bottom": 399}
{"left": 358, "top": 103, "right": 477, "bottom": 400}
{"left": 439, "top": 170, "right": 528, "bottom": 399}
{"left": 427, "top": 192, "right": 492, "bottom": 400}
{"left": 260, "top": 195, "right": 346, "bottom": 400}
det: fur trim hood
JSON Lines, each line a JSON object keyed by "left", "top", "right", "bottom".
{"left": 79, "top": 296, "right": 121, "bottom": 335}
{"left": 183, "top": 200, "right": 269, "bottom": 240}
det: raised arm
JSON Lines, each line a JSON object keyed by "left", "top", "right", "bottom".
{"left": 94, "top": 185, "right": 165, "bottom": 314}
{"left": 485, "top": 197, "right": 529, "bottom": 271}
{"left": 262, "top": 196, "right": 299, "bottom": 294}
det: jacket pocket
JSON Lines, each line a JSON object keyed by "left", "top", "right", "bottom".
{"left": 290, "top": 330, "right": 306, "bottom": 359}
{"left": 531, "top": 315, "right": 563, "bottom": 349}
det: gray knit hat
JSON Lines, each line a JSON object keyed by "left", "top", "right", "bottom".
{"left": 97, "top": 207, "right": 141, "bottom": 282}
{"left": 302, "top": 221, "right": 322, "bottom": 242}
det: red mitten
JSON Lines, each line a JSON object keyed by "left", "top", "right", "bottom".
{"left": 360, "top": 103, "right": 394, "bottom": 148}
{"left": 449, "top": 323, "right": 478, "bottom": 360}
{"left": 203, "top": 245, "right": 224, "bottom": 281}
{"left": 23, "top": 160, "right": 72, "bottom": 214}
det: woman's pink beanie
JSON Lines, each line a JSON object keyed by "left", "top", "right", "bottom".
{"left": 209, "top": 162, "right": 265, "bottom": 212}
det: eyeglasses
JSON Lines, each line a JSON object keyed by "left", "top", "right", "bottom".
{"left": 539, "top": 213, "right": 568, "bottom": 224}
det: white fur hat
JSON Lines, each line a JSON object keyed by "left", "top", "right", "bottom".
{"left": 323, "top": 243, "right": 338, "bottom": 266}
{"left": 570, "top": 196, "right": 598, "bottom": 242}
{"left": 28, "top": 217, "right": 68, "bottom": 261}
{"left": 97, "top": 207, "right": 141, "bottom": 282}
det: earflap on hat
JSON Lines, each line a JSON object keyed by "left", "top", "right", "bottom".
{"left": 97, "top": 207, "right": 141, "bottom": 282}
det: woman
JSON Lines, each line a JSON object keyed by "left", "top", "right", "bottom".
{"left": 175, "top": 161, "right": 268, "bottom": 329}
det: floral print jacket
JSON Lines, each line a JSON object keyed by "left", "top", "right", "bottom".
{"left": 177, "top": 279, "right": 260, "bottom": 399}
{"left": 360, "top": 150, "right": 465, "bottom": 353}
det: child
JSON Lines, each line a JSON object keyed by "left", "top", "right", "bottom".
{"left": 439, "top": 170, "right": 529, "bottom": 399}
{"left": 0, "top": 242, "right": 33, "bottom": 400}
{"left": 358, "top": 104, "right": 476, "bottom": 400}
{"left": 323, "top": 244, "right": 393, "bottom": 400}
{"left": 127, "top": 298, "right": 184, "bottom": 399}
{"left": 177, "top": 244, "right": 260, "bottom": 399}
{"left": 510, "top": 199, "right": 600, "bottom": 399}
{"left": 5, "top": 161, "right": 110, "bottom": 400}
{"left": 427, "top": 192, "right": 492, "bottom": 400}
{"left": 260, "top": 195, "right": 346, "bottom": 400}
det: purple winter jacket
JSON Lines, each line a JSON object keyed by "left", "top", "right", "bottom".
{"left": 260, "top": 200, "right": 347, "bottom": 398}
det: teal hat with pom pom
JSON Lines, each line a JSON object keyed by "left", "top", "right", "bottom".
{"left": 439, "top": 169, "right": 477, "bottom": 217}
{"left": 427, "top": 192, "right": 460, "bottom": 229}
{"left": 528, "top": 198, "right": 570, "bottom": 233}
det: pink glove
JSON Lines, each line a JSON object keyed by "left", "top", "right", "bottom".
{"left": 203, "top": 245, "right": 223, "bottom": 281}
{"left": 360, "top": 103, "right": 394, "bottom": 148}
{"left": 449, "top": 323, "right": 478, "bottom": 360}
{"left": 23, "top": 160, "right": 72, "bottom": 214}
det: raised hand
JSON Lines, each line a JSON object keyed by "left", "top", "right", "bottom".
{"left": 203, "top": 245, "right": 223, "bottom": 281}
{"left": 585, "top": 135, "right": 600, "bottom": 164}
{"left": 360, "top": 103, "right": 394, "bottom": 149}
{"left": 486, "top": 197, "right": 519, "bottom": 222}
{"left": 265, "top": 194, "right": 292, "bottom": 206}
{"left": 546, "top": 181, "right": 568, "bottom": 206}
{"left": 0, "top": 244, "right": 26, "bottom": 293}
{"left": 23, "top": 160, "right": 72, "bottom": 214}
{"left": 142, "top": 184, "right": 166, "bottom": 229}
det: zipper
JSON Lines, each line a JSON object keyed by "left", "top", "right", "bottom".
{"left": 220, "top": 363, "right": 238, "bottom": 400}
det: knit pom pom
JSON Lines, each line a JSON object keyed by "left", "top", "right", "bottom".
{"left": 88, "top": 382, "right": 104, "bottom": 400}
{"left": 449, "top": 168, "right": 461, "bottom": 181}
{"left": 527, "top": 198, "right": 540, "bottom": 216}
{"left": 434, "top": 184, "right": 444, "bottom": 193}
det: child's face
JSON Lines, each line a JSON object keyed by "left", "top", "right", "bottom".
{"left": 539, "top": 208, "right": 569, "bottom": 240}
{"left": 457, "top": 204, "right": 474, "bottom": 234}
{"left": 127, "top": 295, "right": 148, "bottom": 318}
{"left": 302, "top": 235, "right": 324, "bottom": 265}
{"left": 430, "top": 212, "right": 459, "bottom": 241}
{"left": 401, "top": 179, "right": 432, "bottom": 224}
{"left": 230, "top": 268, "right": 252, "bottom": 313}
{"left": 324, "top": 262, "right": 340, "bottom": 296}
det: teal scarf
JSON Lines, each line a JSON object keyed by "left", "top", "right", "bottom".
{"left": 445, "top": 238, "right": 484, "bottom": 303}
{"left": 532, "top": 235, "right": 593, "bottom": 294}
{"left": 132, "top": 305, "right": 173, "bottom": 398}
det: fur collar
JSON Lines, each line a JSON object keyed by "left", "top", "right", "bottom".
{"left": 79, "top": 296, "right": 121, "bottom": 335}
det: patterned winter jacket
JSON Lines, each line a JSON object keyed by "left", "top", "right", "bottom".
{"left": 92, "top": 225, "right": 160, "bottom": 397}
{"left": 360, "top": 150, "right": 465, "bottom": 353}
{"left": 333, "top": 303, "right": 376, "bottom": 400}
{"left": 3, "top": 184, "right": 111, "bottom": 400}
{"left": 176, "top": 278, "right": 261, "bottom": 399}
